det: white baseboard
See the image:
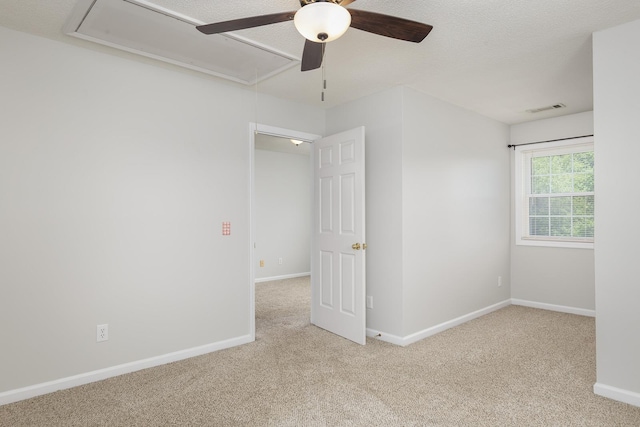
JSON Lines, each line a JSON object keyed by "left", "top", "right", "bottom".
{"left": 366, "top": 328, "right": 405, "bottom": 346}
{"left": 0, "top": 297, "right": 600, "bottom": 406}
{"left": 367, "top": 299, "right": 511, "bottom": 347}
{"left": 594, "top": 382, "right": 640, "bottom": 408}
{"left": 0, "top": 334, "right": 253, "bottom": 407}
{"left": 511, "top": 299, "right": 595, "bottom": 317}
{"left": 255, "top": 272, "right": 310, "bottom": 283}
{"left": 401, "top": 299, "right": 512, "bottom": 346}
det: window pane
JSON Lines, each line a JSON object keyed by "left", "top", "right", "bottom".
{"left": 550, "top": 174, "right": 572, "bottom": 193}
{"left": 529, "top": 197, "right": 549, "bottom": 215}
{"left": 574, "top": 172, "right": 594, "bottom": 192}
{"left": 550, "top": 217, "right": 572, "bottom": 237}
{"left": 550, "top": 196, "right": 572, "bottom": 215}
{"left": 573, "top": 195, "right": 594, "bottom": 216}
{"left": 530, "top": 217, "right": 550, "bottom": 236}
{"left": 532, "top": 156, "right": 550, "bottom": 176}
{"left": 574, "top": 151, "right": 594, "bottom": 173}
{"left": 532, "top": 176, "right": 550, "bottom": 194}
{"left": 551, "top": 154, "right": 572, "bottom": 174}
{"left": 573, "top": 217, "right": 595, "bottom": 238}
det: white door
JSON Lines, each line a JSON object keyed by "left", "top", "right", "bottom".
{"left": 311, "top": 127, "right": 366, "bottom": 345}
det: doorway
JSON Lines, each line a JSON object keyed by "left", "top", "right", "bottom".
{"left": 254, "top": 134, "right": 311, "bottom": 283}
{"left": 249, "top": 123, "right": 321, "bottom": 341}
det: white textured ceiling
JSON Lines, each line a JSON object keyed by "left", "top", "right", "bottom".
{"left": 1, "top": 0, "right": 640, "bottom": 124}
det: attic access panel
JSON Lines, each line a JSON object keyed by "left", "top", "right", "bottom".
{"left": 64, "top": 0, "right": 298, "bottom": 85}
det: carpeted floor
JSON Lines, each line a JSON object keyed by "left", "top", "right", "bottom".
{"left": 2, "top": 276, "right": 640, "bottom": 426}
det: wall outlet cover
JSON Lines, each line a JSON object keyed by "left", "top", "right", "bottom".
{"left": 97, "top": 324, "right": 108, "bottom": 342}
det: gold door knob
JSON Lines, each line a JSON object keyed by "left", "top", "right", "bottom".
{"left": 352, "top": 243, "right": 361, "bottom": 250}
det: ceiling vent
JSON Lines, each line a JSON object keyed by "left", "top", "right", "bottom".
{"left": 64, "top": 0, "right": 298, "bottom": 85}
{"left": 526, "top": 103, "right": 567, "bottom": 114}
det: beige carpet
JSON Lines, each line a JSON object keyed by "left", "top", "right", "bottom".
{"left": 2, "top": 276, "right": 640, "bottom": 426}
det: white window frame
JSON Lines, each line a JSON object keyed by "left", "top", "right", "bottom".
{"left": 514, "top": 136, "right": 594, "bottom": 249}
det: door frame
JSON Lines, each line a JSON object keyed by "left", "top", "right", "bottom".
{"left": 248, "top": 122, "right": 322, "bottom": 341}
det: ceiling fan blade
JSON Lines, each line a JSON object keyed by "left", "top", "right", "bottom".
{"left": 301, "top": 39, "right": 325, "bottom": 72}
{"left": 348, "top": 9, "right": 433, "bottom": 43}
{"left": 196, "top": 11, "right": 296, "bottom": 35}
{"left": 338, "top": 0, "right": 358, "bottom": 6}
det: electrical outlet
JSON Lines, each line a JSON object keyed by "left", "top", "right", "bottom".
{"left": 260, "top": 260, "right": 264, "bottom": 267}
{"left": 498, "top": 276, "right": 502, "bottom": 287}
{"left": 278, "top": 257, "right": 283, "bottom": 265}
{"left": 366, "top": 296, "right": 373, "bottom": 309}
{"left": 97, "top": 324, "right": 108, "bottom": 342}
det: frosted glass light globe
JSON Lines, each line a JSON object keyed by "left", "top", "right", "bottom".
{"left": 294, "top": 2, "right": 351, "bottom": 43}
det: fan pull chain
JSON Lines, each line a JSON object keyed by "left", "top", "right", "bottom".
{"left": 321, "top": 45, "right": 327, "bottom": 102}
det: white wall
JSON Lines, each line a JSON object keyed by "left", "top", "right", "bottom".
{"left": 593, "top": 19, "right": 640, "bottom": 406}
{"left": 510, "top": 112, "right": 595, "bottom": 311}
{"left": 401, "top": 88, "right": 511, "bottom": 336}
{"left": 254, "top": 148, "right": 311, "bottom": 280}
{"left": 326, "top": 88, "right": 405, "bottom": 336}
{"left": 0, "top": 26, "right": 324, "bottom": 395}
{"left": 326, "top": 87, "right": 510, "bottom": 339}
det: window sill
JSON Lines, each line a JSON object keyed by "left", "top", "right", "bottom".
{"left": 516, "top": 238, "right": 594, "bottom": 249}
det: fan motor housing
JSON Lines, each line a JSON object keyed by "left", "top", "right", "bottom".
{"left": 300, "top": 0, "right": 341, "bottom": 6}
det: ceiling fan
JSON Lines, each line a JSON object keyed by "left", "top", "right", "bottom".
{"left": 196, "top": 0, "right": 433, "bottom": 72}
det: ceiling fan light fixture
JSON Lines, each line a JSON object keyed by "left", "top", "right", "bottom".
{"left": 294, "top": 2, "right": 351, "bottom": 43}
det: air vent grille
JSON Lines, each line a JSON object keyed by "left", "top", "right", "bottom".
{"left": 526, "top": 103, "right": 567, "bottom": 114}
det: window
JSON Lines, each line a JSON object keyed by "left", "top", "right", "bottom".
{"left": 514, "top": 136, "right": 594, "bottom": 249}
